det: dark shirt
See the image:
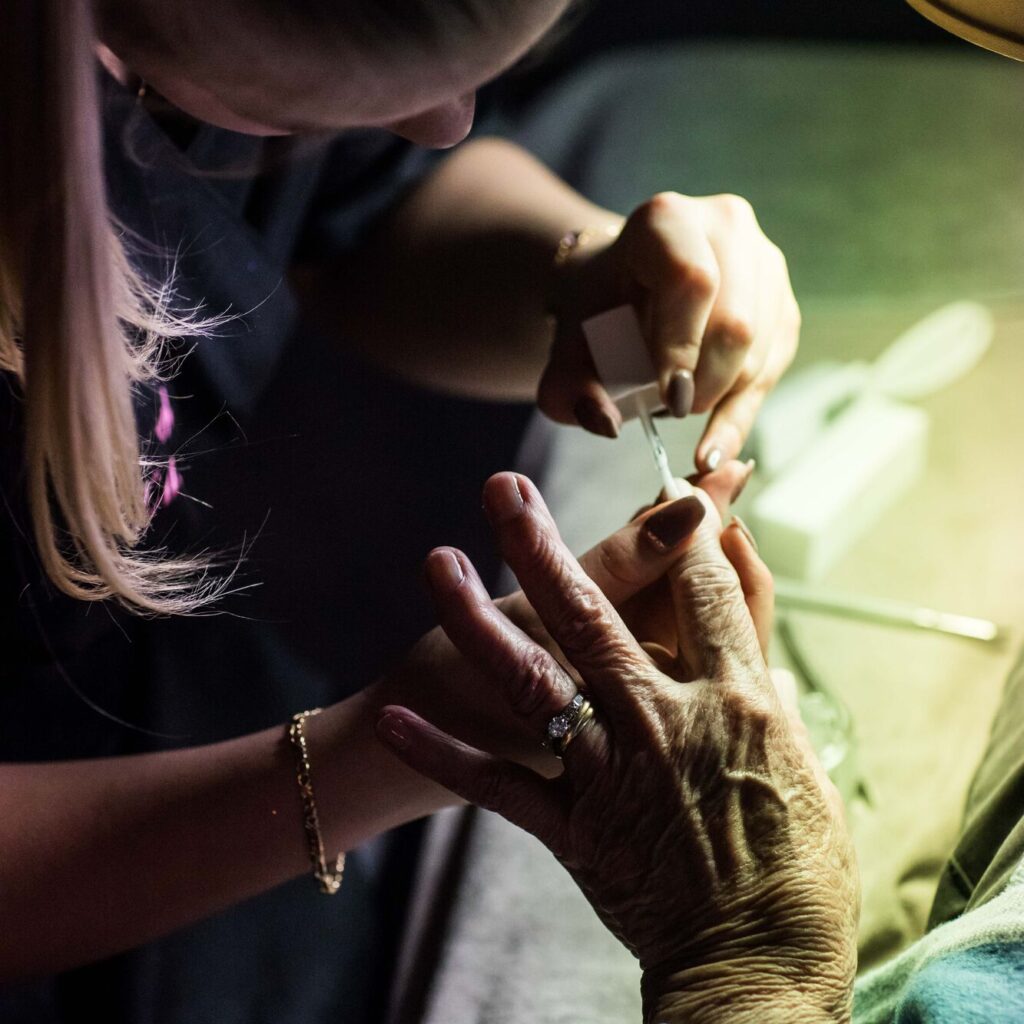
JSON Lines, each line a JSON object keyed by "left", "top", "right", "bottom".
{"left": 0, "top": 73, "right": 530, "bottom": 1023}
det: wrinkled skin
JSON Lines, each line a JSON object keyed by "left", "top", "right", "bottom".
{"left": 378, "top": 471, "right": 858, "bottom": 1023}
{"left": 371, "top": 462, "right": 749, "bottom": 775}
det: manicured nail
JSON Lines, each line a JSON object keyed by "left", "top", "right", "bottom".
{"left": 705, "top": 447, "right": 722, "bottom": 472}
{"left": 484, "top": 473, "right": 525, "bottom": 524}
{"left": 573, "top": 395, "right": 619, "bottom": 438}
{"left": 731, "top": 458, "right": 757, "bottom": 503}
{"left": 643, "top": 496, "right": 706, "bottom": 552}
{"left": 426, "top": 549, "right": 464, "bottom": 593}
{"left": 667, "top": 369, "right": 695, "bottom": 418}
{"left": 376, "top": 713, "right": 410, "bottom": 751}
{"left": 731, "top": 514, "right": 759, "bottom": 553}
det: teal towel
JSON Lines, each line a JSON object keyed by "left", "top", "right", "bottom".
{"left": 855, "top": 856, "right": 1024, "bottom": 1023}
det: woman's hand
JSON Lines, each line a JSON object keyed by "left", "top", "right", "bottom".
{"left": 541, "top": 192, "right": 800, "bottom": 472}
{"left": 376, "top": 472, "right": 857, "bottom": 1024}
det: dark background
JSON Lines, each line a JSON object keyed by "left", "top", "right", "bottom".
{"left": 508, "top": 0, "right": 953, "bottom": 97}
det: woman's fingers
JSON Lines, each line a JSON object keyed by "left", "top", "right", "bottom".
{"left": 696, "top": 245, "right": 800, "bottom": 470}
{"left": 577, "top": 494, "right": 705, "bottom": 608}
{"left": 482, "top": 474, "right": 653, "bottom": 716}
{"left": 720, "top": 517, "right": 773, "bottom": 658}
{"left": 690, "top": 195, "right": 762, "bottom": 416}
{"left": 683, "top": 458, "right": 755, "bottom": 520}
{"left": 424, "top": 547, "right": 578, "bottom": 740}
{"left": 537, "top": 321, "right": 623, "bottom": 437}
{"left": 622, "top": 193, "right": 720, "bottom": 410}
{"left": 376, "top": 707, "right": 565, "bottom": 850}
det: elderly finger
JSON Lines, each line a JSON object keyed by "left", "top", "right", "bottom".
{"left": 721, "top": 517, "right": 773, "bottom": 658}
{"left": 665, "top": 491, "right": 764, "bottom": 680}
{"left": 376, "top": 707, "right": 565, "bottom": 851}
{"left": 424, "top": 547, "right": 579, "bottom": 740}
{"left": 482, "top": 473, "right": 653, "bottom": 713}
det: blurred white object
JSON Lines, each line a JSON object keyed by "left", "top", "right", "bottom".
{"left": 747, "top": 301, "right": 992, "bottom": 580}
{"left": 751, "top": 301, "right": 993, "bottom": 476}
{"left": 751, "top": 396, "right": 928, "bottom": 580}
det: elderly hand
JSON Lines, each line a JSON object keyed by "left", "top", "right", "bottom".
{"left": 377, "top": 472, "right": 857, "bottom": 1024}
{"left": 541, "top": 192, "right": 800, "bottom": 472}
{"left": 371, "top": 462, "right": 751, "bottom": 775}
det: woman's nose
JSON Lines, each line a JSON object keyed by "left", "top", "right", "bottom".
{"left": 384, "top": 93, "right": 477, "bottom": 148}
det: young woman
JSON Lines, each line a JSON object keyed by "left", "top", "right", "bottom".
{"left": 0, "top": 1, "right": 800, "bottom": 1020}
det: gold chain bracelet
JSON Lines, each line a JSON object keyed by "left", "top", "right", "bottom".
{"left": 287, "top": 709, "right": 345, "bottom": 895}
{"left": 553, "top": 223, "right": 621, "bottom": 267}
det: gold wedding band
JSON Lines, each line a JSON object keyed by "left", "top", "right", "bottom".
{"left": 545, "top": 693, "right": 597, "bottom": 759}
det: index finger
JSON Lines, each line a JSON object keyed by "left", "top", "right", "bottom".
{"left": 623, "top": 193, "right": 720, "bottom": 410}
{"left": 482, "top": 473, "right": 655, "bottom": 719}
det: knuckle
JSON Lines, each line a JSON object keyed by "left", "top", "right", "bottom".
{"left": 595, "top": 540, "right": 643, "bottom": 591}
{"left": 503, "top": 644, "right": 568, "bottom": 719}
{"left": 721, "top": 679, "right": 778, "bottom": 731}
{"left": 709, "top": 313, "right": 755, "bottom": 353}
{"left": 713, "top": 192, "right": 755, "bottom": 223}
{"left": 550, "top": 586, "right": 622, "bottom": 662}
{"left": 670, "top": 259, "right": 718, "bottom": 302}
{"left": 512, "top": 525, "right": 562, "bottom": 579}
{"left": 648, "top": 190, "right": 687, "bottom": 215}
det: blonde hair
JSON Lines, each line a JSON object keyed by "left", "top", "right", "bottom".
{"left": 0, "top": 0, "right": 223, "bottom": 614}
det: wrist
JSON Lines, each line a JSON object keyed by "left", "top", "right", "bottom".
{"left": 643, "top": 960, "right": 852, "bottom": 1024}
{"left": 545, "top": 217, "right": 625, "bottom": 321}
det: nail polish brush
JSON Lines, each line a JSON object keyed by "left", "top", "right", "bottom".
{"left": 582, "top": 305, "right": 683, "bottom": 500}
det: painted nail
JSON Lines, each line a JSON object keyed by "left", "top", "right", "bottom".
{"left": 667, "top": 369, "right": 695, "bottom": 418}
{"left": 643, "top": 496, "right": 706, "bottom": 552}
{"left": 573, "top": 395, "right": 619, "bottom": 439}
{"left": 426, "top": 549, "right": 464, "bottom": 592}
{"left": 484, "top": 473, "right": 525, "bottom": 524}
{"left": 730, "top": 458, "right": 757, "bottom": 504}
{"left": 705, "top": 447, "right": 722, "bottom": 472}
{"left": 377, "top": 713, "right": 410, "bottom": 751}
{"left": 731, "top": 514, "right": 759, "bottom": 553}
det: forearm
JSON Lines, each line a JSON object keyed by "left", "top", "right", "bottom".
{"left": 294, "top": 137, "right": 623, "bottom": 400}
{"left": 0, "top": 689, "right": 454, "bottom": 979}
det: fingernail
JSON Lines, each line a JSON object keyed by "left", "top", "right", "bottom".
{"left": 705, "top": 447, "right": 722, "bottom": 472}
{"left": 426, "top": 549, "right": 464, "bottom": 593}
{"left": 730, "top": 458, "right": 757, "bottom": 503}
{"left": 573, "top": 395, "right": 619, "bottom": 439}
{"left": 643, "top": 496, "right": 706, "bottom": 552}
{"left": 667, "top": 369, "right": 695, "bottom": 418}
{"left": 484, "top": 473, "right": 525, "bottom": 524}
{"left": 731, "top": 514, "right": 759, "bottom": 553}
{"left": 376, "top": 713, "right": 410, "bottom": 751}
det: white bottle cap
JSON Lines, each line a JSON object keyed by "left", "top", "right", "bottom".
{"left": 582, "top": 305, "right": 665, "bottom": 421}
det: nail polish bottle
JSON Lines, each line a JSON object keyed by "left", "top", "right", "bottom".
{"left": 582, "top": 305, "right": 664, "bottom": 422}
{"left": 583, "top": 305, "right": 682, "bottom": 499}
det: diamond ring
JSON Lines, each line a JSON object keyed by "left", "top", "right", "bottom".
{"left": 544, "top": 693, "right": 597, "bottom": 758}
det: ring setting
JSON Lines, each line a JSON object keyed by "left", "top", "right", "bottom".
{"left": 545, "top": 693, "right": 596, "bottom": 758}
